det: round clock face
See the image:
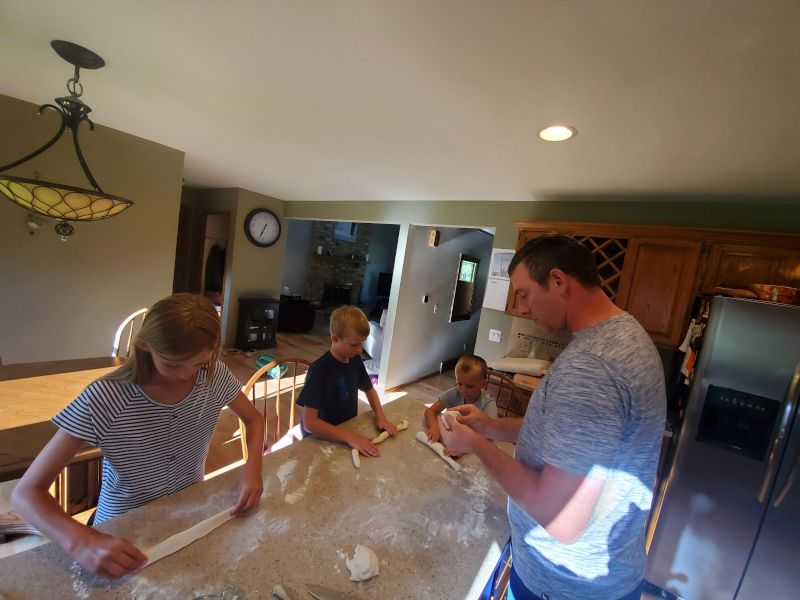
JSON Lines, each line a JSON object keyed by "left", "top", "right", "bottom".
{"left": 244, "top": 208, "right": 281, "bottom": 247}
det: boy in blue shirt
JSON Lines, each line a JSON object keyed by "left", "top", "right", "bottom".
{"left": 298, "top": 305, "right": 398, "bottom": 457}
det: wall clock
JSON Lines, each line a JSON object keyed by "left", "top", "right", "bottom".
{"left": 244, "top": 208, "right": 281, "bottom": 247}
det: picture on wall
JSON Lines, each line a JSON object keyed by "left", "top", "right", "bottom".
{"left": 333, "top": 221, "right": 359, "bottom": 242}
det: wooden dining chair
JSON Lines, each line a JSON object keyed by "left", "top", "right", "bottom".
{"left": 486, "top": 369, "right": 530, "bottom": 418}
{"left": 111, "top": 308, "right": 148, "bottom": 358}
{"left": 239, "top": 357, "right": 311, "bottom": 459}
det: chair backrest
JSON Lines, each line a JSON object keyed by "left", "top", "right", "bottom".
{"left": 240, "top": 357, "right": 311, "bottom": 458}
{"left": 111, "top": 308, "right": 149, "bottom": 358}
{"left": 486, "top": 369, "right": 530, "bottom": 417}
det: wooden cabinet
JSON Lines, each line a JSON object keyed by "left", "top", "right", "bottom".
{"left": 616, "top": 239, "right": 702, "bottom": 346}
{"left": 701, "top": 243, "right": 800, "bottom": 292}
{"left": 235, "top": 297, "right": 280, "bottom": 350}
{"left": 509, "top": 222, "right": 800, "bottom": 348}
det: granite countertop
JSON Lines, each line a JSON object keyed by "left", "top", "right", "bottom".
{"left": 0, "top": 396, "right": 512, "bottom": 599}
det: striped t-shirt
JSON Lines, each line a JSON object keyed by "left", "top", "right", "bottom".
{"left": 52, "top": 361, "right": 241, "bottom": 524}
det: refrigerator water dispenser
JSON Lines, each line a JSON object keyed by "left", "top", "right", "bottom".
{"left": 696, "top": 384, "right": 780, "bottom": 461}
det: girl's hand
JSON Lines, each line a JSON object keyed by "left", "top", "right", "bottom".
{"left": 231, "top": 469, "right": 264, "bottom": 516}
{"left": 375, "top": 416, "right": 398, "bottom": 435}
{"left": 72, "top": 527, "right": 147, "bottom": 579}
{"left": 348, "top": 432, "right": 380, "bottom": 457}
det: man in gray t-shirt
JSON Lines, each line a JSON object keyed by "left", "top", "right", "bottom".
{"left": 440, "top": 234, "right": 665, "bottom": 600}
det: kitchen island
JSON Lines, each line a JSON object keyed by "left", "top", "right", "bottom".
{"left": 0, "top": 396, "right": 512, "bottom": 599}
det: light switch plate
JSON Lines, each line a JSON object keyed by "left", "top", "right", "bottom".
{"left": 489, "top": 329, "right": 502, "bottom": 342}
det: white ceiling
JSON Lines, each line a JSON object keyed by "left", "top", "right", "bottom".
{"left": 1, "top": 1, "right": 799, "bottom": 203}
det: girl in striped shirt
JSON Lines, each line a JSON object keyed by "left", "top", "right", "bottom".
{"left": 12, "top": 293, "right": 265, "bottom": 579}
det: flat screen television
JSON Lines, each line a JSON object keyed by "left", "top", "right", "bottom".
{"left": 376, "top": 272, "right": 392, "bottom": 297}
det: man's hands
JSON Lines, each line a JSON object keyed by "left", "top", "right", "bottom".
{"left": 439, "top": 404, "right": 488, "bottom": 456}
{"left": 70, "top": 527, "right": 147, "bottom": 579}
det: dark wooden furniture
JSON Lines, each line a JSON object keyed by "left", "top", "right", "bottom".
{"left": 235, "top": 297, "right": 280, "bottom": 350}
{"left": 509, "top": 222, "right": 800, "bottom": 347}
{"left": 277, "top": 297, "right": 316, "bottom": 333}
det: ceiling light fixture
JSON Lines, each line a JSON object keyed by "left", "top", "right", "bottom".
{"left": 0, "top": 40, "right": 133, "bottom": 240}
{"left": 539, "top": 125, "right": 577, "bottom": 142}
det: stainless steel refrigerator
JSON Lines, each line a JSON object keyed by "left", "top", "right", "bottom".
{"left": 646, "top": 296, "right": 800, "bottom": 600}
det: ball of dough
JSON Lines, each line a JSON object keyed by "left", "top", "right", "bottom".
{"left": 345, "top": 544, "right": 380, "bottom": 581}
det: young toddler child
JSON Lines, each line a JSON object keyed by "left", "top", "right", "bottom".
{"left": 425, "top": 354, "right": 496, "bottom": 444}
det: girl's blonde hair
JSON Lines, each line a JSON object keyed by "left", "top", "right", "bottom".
{"left": 105, "top": 293, "right": 221, "bottom": 385}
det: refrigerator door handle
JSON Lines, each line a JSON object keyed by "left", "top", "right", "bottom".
{"left": 758, "top": 364, "right": 800, "bottom": 503}
{"left": 773, "top": 454, "right": 800, "bottom": 507}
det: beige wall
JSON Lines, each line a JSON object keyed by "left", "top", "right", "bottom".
{"left": 222, "top": 188, "right": 287, "bottom": 347}
{"left": 0, "top": 94, "right": 185, "bottom": 364}
{"left": 182, "top": 188, "right": 287, "bottom": 347}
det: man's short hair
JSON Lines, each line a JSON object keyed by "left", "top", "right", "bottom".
{"left": 508, "top": 233, "right": 601, "bottom": 288}
{"left": 455, "top": 354, "right": 489, "bottom": 379}
{"left": 330, "top": 305, "right": 370, "bottom": 338}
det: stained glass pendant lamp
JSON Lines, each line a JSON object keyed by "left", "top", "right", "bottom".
{"left": 0, "top": 40, "right": 133, "bottom": 240}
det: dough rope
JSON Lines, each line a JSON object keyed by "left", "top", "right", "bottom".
{"left": 415, "top": 431, "right": 462, "bottom": 472}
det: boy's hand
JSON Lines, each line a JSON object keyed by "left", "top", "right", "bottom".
{"left": 231, "top": 468, "right": 264, "bottom": 516}
{"left": 375, "top": 416, "right": 398, "bottom": 435}
{"left": 72, "top": 527, "right": 147, "bottom": 579}
{"left": 348, "top": 432, "right": 380, "bottom": 457}
{"left": 426, "top": 423, "right": 441, "bottom": 444}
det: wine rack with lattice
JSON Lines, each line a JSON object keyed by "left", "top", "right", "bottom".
{"left": 574, "top": 236, "right": 629, "bottom": 302}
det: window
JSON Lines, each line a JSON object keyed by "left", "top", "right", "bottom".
{"left": 449, "top": 254, "right": 480, "bottom": 322}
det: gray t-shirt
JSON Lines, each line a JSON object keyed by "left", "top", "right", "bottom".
{"left": 509, "top": 312, "right": 665, "bottom": 600}
{"left": 438, "top": 387, "right": 497, "bottom": 418}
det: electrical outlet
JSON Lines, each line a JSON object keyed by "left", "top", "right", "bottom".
{"left": 489, "top": 329, "right": 502, "bottom": 343}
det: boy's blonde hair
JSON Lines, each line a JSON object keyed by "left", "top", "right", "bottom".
{"left": 330, "top": 305, "right": 370, "bottom": 338}
{"left": 105, "top": 293, "right": 221, "bottom": 385}
{"left": 455, "top": 354, "right": 488, "bottom": 380}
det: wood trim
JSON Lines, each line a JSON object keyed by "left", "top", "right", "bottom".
{"left": 514, "top": 221, "right": 800, "bottom": 248}
{"left": 384, "top": 370, "right": 441, "bottom": 393}
{"left": 0, "top": 356, "right": 124, "bottom": 381}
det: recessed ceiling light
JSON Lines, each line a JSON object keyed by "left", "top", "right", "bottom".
{"left": 539, "top": 125, "right": 577, "bottom": 142}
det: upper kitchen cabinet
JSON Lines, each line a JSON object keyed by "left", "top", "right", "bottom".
{"left": 616, "top": 238, "right": 702, "bottom": 346}
{"left": 509, "top": 222, "right": 800, "bottom": 348}
{"left": 701, "top": 242, "right": 800, "bottom": 292}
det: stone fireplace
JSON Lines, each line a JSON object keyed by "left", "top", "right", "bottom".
{"left": 306, "top": 221, "right": 370, "bottom": 306}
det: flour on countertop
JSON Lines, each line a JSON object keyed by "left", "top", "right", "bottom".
{"left": 284, "top": 456, "right": 320, "bottom": 504}
{"left": 276, "top": 459, "right": 298, "bottom": 492}
{"left": 69, "top": 562, "right": 89, "bottom": 600}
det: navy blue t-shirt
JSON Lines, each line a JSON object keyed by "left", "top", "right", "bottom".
{"left": 297, "top": 351, "right": 373, "bottom": 435}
